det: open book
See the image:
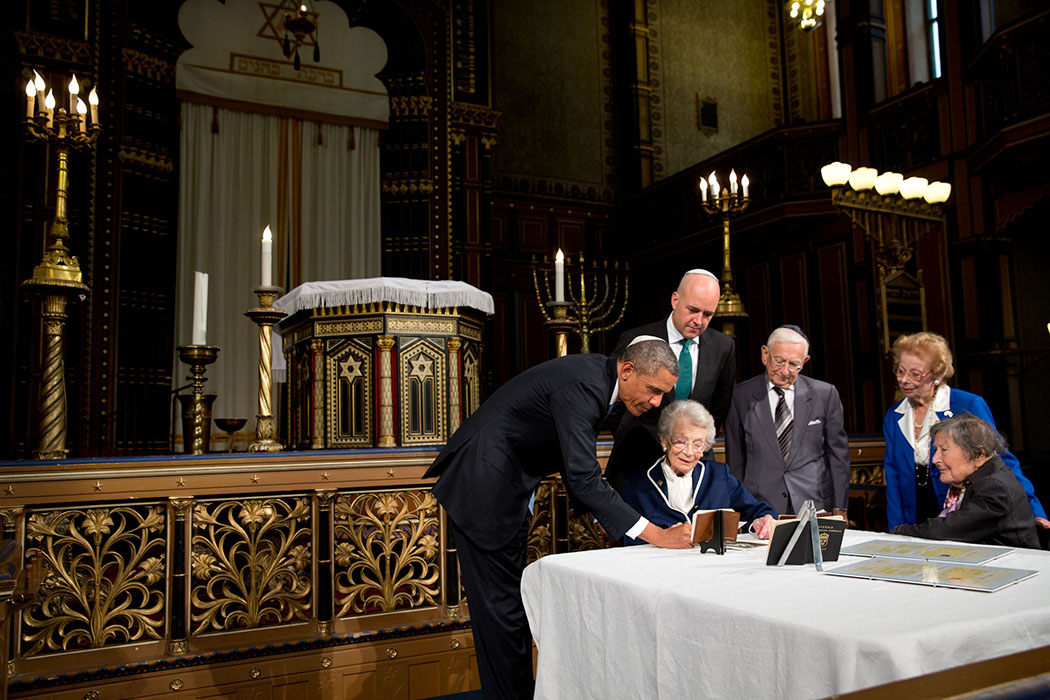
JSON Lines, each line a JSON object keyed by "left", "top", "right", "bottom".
{"left": 691, "top": 509, "right": 741, "bottom": 554}
{"left": 765, "top": 514, "right": 846, "bottom": 565}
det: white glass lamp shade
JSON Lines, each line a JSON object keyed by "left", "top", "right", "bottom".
{"left": 874, "top": 172, "right": 903, "bottom": 195}
{"left": 820, "top": 162, "right": 852, "bottom": 186}
{"left": 848, "top": 167, "right": 878, "bottom": 191}
{"left": 923, "top": 181, "right": 952, "bottom": 204}
{"left": 899, "top": 177, "right": 929, "bottom": 200}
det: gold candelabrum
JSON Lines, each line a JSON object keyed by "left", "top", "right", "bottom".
{"left": 21, "top": 71, "right": 101, "bottom": 459}
{"left": 245, "top": 286, "right": 287, "bottom": 452}
{"left": 532, "top": 252, "right": 629, "bottom": 355}
{"left": 699, "top": 169, "right": 750, "bottom": 339}
{"left": 176, "top": 344, "right": 220, "bottom": 455}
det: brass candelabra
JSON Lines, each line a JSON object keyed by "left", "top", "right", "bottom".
{"left": 532, "top": 253, "right": 629, "bottom": 355}
{"left": 21, "top": 71, "right": 101, "bottom": 458}
{"left": 176, "top": 344, "right": 220, "bottom": 455}
{"left": 699, "top": 169, "right": 750, "bottom": 339}
{"left": 245, "top": 286, "right": 287, "bottom": 452}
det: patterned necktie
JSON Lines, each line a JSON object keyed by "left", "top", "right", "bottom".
{"left": 774, "top": 387, "right": 792, "bottom": 460}
{"left": 675, "top": 338, "right": 693, "bottom": 401}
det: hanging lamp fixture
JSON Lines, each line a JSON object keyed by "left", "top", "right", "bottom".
{"left": 281, "top": 3, "right": 320, "bottom": 71}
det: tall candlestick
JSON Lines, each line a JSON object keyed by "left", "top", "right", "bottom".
{"left": 699, "top": 177, "right": 707, "bottom": 202}
{"left": 88, "top": 87, "right": 99, "bottom": 126}
{"left": 554, "top": 249, "right": 565, "bottom": 302}
{"left": 192, "top": 271, "right": 209, "bottom": 345}
{"left": 261, "top": 225, "right": 273, "bottom": 287}
{"left": 26, "top": 81, "right": 36, "bottom": 118}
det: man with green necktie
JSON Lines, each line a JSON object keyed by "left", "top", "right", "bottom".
{"left": 606, "top": 269, "right": 736, "bottom": 492}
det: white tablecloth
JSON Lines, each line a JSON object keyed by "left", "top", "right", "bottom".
{"left": 521, "top": 531, "right": 1050, "bottom": 700}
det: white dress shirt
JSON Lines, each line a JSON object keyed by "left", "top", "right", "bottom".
{"left": 766, "top": 380, "right": 796, "bottom": 421}
{"left": 666, "top": 315, "right": 698, "bottom": 393}
{"left": 896, "top": 384, "right": 951, "bottom": 466}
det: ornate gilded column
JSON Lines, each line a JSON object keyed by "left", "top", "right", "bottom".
{"left": 168, "top": 497, "right": 194, "bottom": 654}
{"left": 447, "top": 338, "right": 462, "bottom": 434}
{"left": 245, "top": 286, "right": 287, "bottom": 452}
{"left": 310, "top": 338, "right": 325, "bottom": 449}
{"left": 22, "top": 84, "right": 98, "bottom": 459}
{"left": 314, "top": 489, "right": 336, "bottom": 636}
{"left": 376, "top": 335, "right": 396, "bottom": 448}
{"left": 439, "top": 508, "right": 460, "bottom": 619}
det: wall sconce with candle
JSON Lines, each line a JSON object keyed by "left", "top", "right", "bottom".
{"left": 821, "top": 161, "right": 952, "bottom": 352}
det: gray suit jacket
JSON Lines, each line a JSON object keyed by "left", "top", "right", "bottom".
{"left": 605, "top": 321, "right": 736, "bottom": 491}
{"left": 724, "top": 373, "right": 850, "bottom": 514}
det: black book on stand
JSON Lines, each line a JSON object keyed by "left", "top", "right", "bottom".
{"left": 766, "top": 516, "right": 847, "bottom": 565}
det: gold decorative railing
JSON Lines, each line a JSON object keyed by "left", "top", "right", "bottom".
{"left": 0, "top": 438, "right": 885, "bottom": 698}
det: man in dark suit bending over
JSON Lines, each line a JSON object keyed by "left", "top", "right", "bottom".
{"left": 425, "top": 338, "right": 693, "bottom": 700}
{"left": 606, "top": 269, "right": 736, "bottom": 490}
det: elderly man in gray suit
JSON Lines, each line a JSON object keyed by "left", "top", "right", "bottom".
{"left": 725, "top": 325, "right": 850, "bottom": 517}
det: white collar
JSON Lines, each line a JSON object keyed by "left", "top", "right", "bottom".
{"left": 894, "top": 383, "right": 951, "bottom": 414}
{"left": 766, "top": 378, "right": 795, "bottom": 396}
{"left": 609, "top": 378, "right": 620, "bottom": 411}
{"left": 666, "top": 314, "right": 686, "bottom": 346}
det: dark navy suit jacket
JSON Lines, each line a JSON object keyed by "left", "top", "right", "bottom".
{"left": 621, "top": 457, "right": 776, "bottom": 545}
{"left": 425, "top": 353, "right": 640, "bottom": 550}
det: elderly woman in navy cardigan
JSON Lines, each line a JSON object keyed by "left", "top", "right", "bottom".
{"left": 622, "top": 400, "right": 777, "bottom": 544}
{"left": 883, "top": 332, "right": 1046, "bottom": 532}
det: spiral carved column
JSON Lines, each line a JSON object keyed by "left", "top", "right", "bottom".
{"left": 245, "top": 286, "right": 286, "bottom": 453}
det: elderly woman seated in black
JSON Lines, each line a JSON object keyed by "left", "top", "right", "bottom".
{"left": 622, "top": 400, "right": 777, "bottom": 544}
{"left": 892, "top": 413, "right": 1039, "bottom": 548}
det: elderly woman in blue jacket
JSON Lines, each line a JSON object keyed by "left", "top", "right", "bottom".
{"left": 883, "top": 332, "right": 1047, "bottom": 531}
{"left": 622, "top": 400, "right": 776, "bottom": 544}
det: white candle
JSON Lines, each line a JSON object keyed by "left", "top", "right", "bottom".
{"left": 68, "top": 74, "right": 79, "bottom": 112}
{"left": 88, "top": 87, "right": 99, "bottom": 125}
{"left": 76, "top": 97, "right": 87, "bottom": 133}
{"left": 554, "top": 249, "right": 565, "bottom": 303}
{"left": 742, "top": 174, "right": 750, "bottom": 198}
{"left": 699, "top": 177, "right": 707, "bottom": 202}
{"left": 192, "top": 271, "right": 209, "bottom": 345}
{"left": 709, "top": 172, "right": 720, "bottom": 197}
{"left": 729, "top": 169, "right": 738, "bottom": 195}
{"left": 33, "top": 70, "right": 45, "bottom": 93}
{"left": 26, "top": 81, "right": 35, "bottom": 118}
{"left": 261, "top": 225, "right": 273, "bottom": 287}
{"left": 44, "top": 89, "right": 55, "bottom": 128}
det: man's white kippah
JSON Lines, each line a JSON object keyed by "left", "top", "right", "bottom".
{"left": 628, "top": 334, "right": 664, "bottom": 347}
{"left": 684, "top": 268, "right": 719, "bottom": 281}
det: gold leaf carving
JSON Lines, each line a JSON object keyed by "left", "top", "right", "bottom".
{"left": 334, "top": 490, "right": 440, "bottom": 616}
{"left": 190, "top": 497, "right": 312, "bottom": 634}
{"left": 22, "top": 505, "right": 167, "bottom": 657}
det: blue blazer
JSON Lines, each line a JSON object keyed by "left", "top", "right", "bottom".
{"left": 883, "top": 387, "right": 1045, "bottom": 529}
{"left": 621, "top": 457, "right": 776, "bottom": 545}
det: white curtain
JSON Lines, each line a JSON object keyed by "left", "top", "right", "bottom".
{"left": 175, "top": 102, "right": 381, "bottom": 447}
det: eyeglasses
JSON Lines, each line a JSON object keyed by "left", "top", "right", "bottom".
{"left": 669, "top": 437, "right": 706, "bottom": 454}
{"left": 894, "top": 367, "right": 930, "bottom": 382}
{"left": 769, "top": 356, "right": 804, "bottom": 373}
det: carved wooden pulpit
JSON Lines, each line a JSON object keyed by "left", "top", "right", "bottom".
{"left": 276, "top": 278, "right": 492, "bottom": 449}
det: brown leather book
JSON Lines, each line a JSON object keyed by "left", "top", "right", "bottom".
{"left": 691, "top": 509, "right": 741, "bottom": 554}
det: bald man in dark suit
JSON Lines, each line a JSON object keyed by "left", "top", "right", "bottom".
{"left": 605, "top": 270, "right": 736, "bottom": 491}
